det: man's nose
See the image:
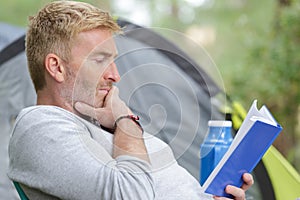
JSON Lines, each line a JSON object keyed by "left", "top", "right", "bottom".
{"left": 103, "top": 62, "right": 120, "bottom": 82}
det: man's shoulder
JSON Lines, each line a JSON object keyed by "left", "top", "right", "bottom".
{"left": 19, "top": 105, "right": 72, "bottom": 116}
{"left": 10, "top": 105, "right": 90, "bottom": 147}
{"left": 14, "top": 105, "right": 87, "bottom": 134}
{"left": 17, "top": 105, "right": 79, "bottom": 122}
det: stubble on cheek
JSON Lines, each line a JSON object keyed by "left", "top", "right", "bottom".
{"left": 71, "top": 76, "right": 95, "bottom": 107}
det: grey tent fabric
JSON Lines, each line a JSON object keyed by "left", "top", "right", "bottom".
{"left": 115, "top": 34, "right": 224, "bottom": 178}
{"left": 0, "top": 23, "right": 24, "bottom": 50}
{"left": 0, "top": 35, "right": 25, "bottom": 66}
{"left": 0, "top": 23, "right": 36, "bottom": 200}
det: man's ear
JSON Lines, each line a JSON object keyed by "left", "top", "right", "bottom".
{"left": 44, "top": 53, "right": 65, "bottom": 83}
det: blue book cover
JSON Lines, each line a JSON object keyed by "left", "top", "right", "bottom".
{"left": 202, "top": 100, "right": 283, "bottom": 198}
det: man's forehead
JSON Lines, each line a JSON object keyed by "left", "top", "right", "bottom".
{"left": 75, "top": 29, "right": 116, "bottom": 46}
{"left": 89, "top": 43, "right": 118, "bottom": 57}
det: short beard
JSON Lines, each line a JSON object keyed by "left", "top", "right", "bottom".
{"left": 59, "top": 65, "right": 77, "bottom": 106}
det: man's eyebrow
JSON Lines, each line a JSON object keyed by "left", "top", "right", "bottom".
{"left": 89, "top": 50, "right": 118, "bottom": 59}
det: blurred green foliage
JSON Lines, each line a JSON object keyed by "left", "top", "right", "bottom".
{"left": 240, "top": 0, "right": 300, "bottom": 171}
{"left": 0, "top": 0, "right": 110, "bottom": 26}
{"left": 0, "top": 0, "right": 47, "bottom": 26}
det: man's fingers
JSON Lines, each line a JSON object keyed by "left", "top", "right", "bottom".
{"left": 225, "top": 185, "right": 245, "bottom": 200}
{"left": 103, "top": 86, "right": 119, "bottom": 107}
{"left": 212, "top": 186, "right": 245, "bottom": 200}
{"left": 74, "top": 87, "right": 131, "bottom": 128}
{"left": 213, "top": 173, "right": 253, "bottom": 200}
{"left": 74, "top": 102, "right": 97, "bottom": 118}
{"left": 213, "top": 196, "right": 226, "bottom": 200}
{"left": 241, "top": 173, "right": 254, "bottom": 191}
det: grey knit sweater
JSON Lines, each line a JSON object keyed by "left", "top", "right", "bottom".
{"left": 8, "top": 106, "right": 212, "bottom": 200}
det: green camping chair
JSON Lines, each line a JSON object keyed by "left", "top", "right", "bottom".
{"left": 13, "top": 181, "right": 29, "bottom": 200}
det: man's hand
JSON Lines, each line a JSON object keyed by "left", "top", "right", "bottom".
{"left": 74, "top": 86, "right": 131, "bottom": 128}
{"left": 75, "top": 86, "right": 149, "bottom": 162}
{"left": 213, "top": 173, "right": 254, "bottom": 200}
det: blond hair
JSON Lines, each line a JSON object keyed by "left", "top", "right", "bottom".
{"left": 26, "top": 0, "right": 121, "bottom": 91}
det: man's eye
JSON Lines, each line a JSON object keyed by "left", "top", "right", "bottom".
{"left": 95, "top": 58, "right": 105, "bottom": 64}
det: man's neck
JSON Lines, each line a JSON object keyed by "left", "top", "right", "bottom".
{"left": 36, "top": 89, "right": 74, "bottom": 113}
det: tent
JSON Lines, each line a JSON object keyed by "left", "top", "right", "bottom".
{"left": 0, "top": 19, "right": 299, "bottom": 199}
{"left": 0, "top": 22, "right": 36, "bottom": 199}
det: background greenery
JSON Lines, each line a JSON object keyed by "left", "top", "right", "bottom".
{"left": 1, "top": 0, "right": 299, "bottom": 172}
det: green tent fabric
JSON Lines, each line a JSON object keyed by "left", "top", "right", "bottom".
{"left": 263, "top": 146, "right": 300, "bottom": 200}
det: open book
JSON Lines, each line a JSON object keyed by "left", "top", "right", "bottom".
{"left": 202, "top": 100, "right": 282, "bottom": 198}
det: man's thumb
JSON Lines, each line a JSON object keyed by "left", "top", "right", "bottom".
{"left": 74, "top": 102, "right": 95, "bottom": 118}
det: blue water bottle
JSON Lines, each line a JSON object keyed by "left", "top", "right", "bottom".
{"left": 200, "top": 120, "right": 233, "bottom": 185}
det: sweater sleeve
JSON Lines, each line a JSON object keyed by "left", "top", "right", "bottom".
{"left": 8, "top": 107, "right": 155, "bottom": 200}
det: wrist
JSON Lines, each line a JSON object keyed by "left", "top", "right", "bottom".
{"left": 114, "top": 115, "right": 144, "bottom": 134}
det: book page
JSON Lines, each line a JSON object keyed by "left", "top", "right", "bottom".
{"left": 259, "top": 105, "right": 278, "bottom": 125}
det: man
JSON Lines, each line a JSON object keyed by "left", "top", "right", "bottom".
{"left": 8, "top": 1, "right": 253, "bottom": 199}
